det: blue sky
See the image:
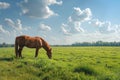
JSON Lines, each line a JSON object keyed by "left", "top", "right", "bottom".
{"left": 0, "top": 0, "right": 120, "bottom": 45}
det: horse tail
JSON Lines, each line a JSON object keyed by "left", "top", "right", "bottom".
{"left": 15, "top": 37, "right": 18, "bottom": 57}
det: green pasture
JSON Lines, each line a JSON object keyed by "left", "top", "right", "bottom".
{"left": 0, "top": 47, "right": 120, "bottom": 80}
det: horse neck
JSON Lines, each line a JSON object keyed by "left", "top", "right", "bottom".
{"left": 41, "top": 38, "right": 50, "bottom": 52}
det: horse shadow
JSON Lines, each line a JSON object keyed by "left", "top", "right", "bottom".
{"left": 0, "top": 57, "right": 14, "bottom": 62}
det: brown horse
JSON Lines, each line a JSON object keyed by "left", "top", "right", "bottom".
{"left": 15, "top": 35, "right": 52, "bottom": 59}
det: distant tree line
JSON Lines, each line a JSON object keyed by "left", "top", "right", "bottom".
{"left": 0, "top": 42, "right": 14, "bottom": 47}
{"left": 72, "top": 41, "right": 120, "bottom": 46}
{"left": 1, "top": 41, "right": 120, "bottom": 47}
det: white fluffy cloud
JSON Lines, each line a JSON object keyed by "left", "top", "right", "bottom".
{"left": 0, "top": 25, "right": 9, "bottom": 34}
{"left": 0, "top": 2, "right": 10, "bottom": 9}
{"left": 19, "top": 0, "right": 62, "bottom": 19}
{"left": 39, "top": 23, "right": 51, "bottom": 31}
{"left": 89, "top": 19, "right": 119, "bottom": 33}
{"left": 69, "top": 7, "right": 92, "bottom": 22}
{"left": 61, "top": 7, "right": 120, "bottom": 36}
{"left": 61, "top": 24, "right": 70, "bottom": 35}
{"left": 45, "top": 0, "right": 62, "bottom": 5}
{"left": 61, "top": 22, "right": 84, "bottom": 35}
{"left": 5, "top": 18, "right": 22, "bottom": 30}
{"left": 4, "top": 18, "right": 31, "bottom": 34}
{"left": 61, "top": 7, "right": 91, "bottom": 35}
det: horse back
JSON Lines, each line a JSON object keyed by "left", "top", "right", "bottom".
{"left": 16, "top": 35, "right": 42, "bottom": 48}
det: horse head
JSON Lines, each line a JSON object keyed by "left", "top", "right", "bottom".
{"left": 47, "top": 48, "right": 52, "bottom": 59}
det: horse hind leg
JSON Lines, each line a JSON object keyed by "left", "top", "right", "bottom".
{"left": 18, "top": 46, "right": 23, "bottom": 58}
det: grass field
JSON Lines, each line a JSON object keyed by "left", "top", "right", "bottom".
{"left": 0, "top": 47, "right": 120, "bottom": 80}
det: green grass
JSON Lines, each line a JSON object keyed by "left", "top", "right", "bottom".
{"left": 0, "top": 47, "right": 120, "bottom": 80}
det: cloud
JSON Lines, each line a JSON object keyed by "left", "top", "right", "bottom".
{"left": 19, "top": 0, "right": 62, "bottom": 19}
{"left": 39, "top": 23, "right": 51, "bottom": 31}
{"left": 69, "top": 32, "right": 120, "bottom": 43}
{"left": 61, "top": 7, "right": 120, "bottom": 37}
{"left": 4, "top": 18, "right": 31, "bottom": 35}
{"left": 89, "top": 19, "right": 118, "bottom": 33}
{"left": 0, "top": 25, "right": 9, "bottom": 34}
{"left": 61, "top": 22, "right": 85, "bottom": 35}
{"left": 61, "top": 24, "right": 71, "bottom": 35}
{"left": 112, "top": 25, "right": 120, "bottom": 33}
{"left": 74, "top": 22, "right": 85, "bottom": 32}
{"left": 45, "top": 0, "right": 62, "bottom": 5}
{"left": 61, "top": 7, "right": 90, "bottom": 35}
{"left": 69, "top": 7, "right": 92, "bottom": 22}
{"left": 0, "top": 2, "right": 10, "bottom": 9}
{"left": 5, "top": 18, "right": 22, "bottom": 30}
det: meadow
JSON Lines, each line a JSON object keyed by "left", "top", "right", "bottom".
{"left": 0, "top": 47, "right": 120, "bottom": 80}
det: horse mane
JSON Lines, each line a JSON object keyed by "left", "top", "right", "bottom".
{"left": 39, "top": 37, "right": 51, "bottom": 51}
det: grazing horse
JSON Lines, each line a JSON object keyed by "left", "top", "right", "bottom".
{"left": 15, "top": 35, "right": 52, "bottom": 59}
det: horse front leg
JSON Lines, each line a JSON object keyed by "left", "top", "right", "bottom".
{"left": 15, "top": 49, "right": 19, "bottom": 58}
{"left": 35, "top": 48, "right": 39, "bottom": 57}
{"left": 18, "top": 46, "right": 23, "bottom": 58}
